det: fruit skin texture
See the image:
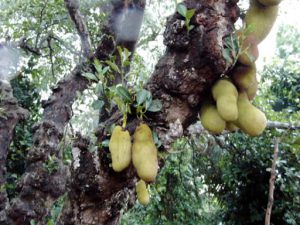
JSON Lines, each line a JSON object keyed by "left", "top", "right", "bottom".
{"left": 132, "top": 123, "right": 158, "bottom": 182}
{"left": 212, "top": 79, "right": 238, "bottom": 121}
{"left": 232, "top": 64, "right": 258, "bottom": 100}
{"left": 258, "top": 0, "right": 282, "bottom": 6}
{"left": 200, "top": 102, "right": 226, "bottom": 134}
{"left": 136, "top": 180, "right": 150, "bottom": 206}
{"left": 235, "top": 92, "right": 267, "bottom": 136}
{"left": 237, "top": 32, "right": 259, "bottom": 66}
{"left": 245, "top": 0, "right": 279, "bottom": 43}
{"left": 109, "top": 126, "right": 132, "bottom": 172}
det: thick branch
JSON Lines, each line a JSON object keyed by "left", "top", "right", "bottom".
{"left": 266, "top": 121, "right": 300, "bottom": 130}
{"left": 0, "top": 81, "right": 28, "bottom": 224}
{"left": 65, "top": 0, "right": 92, "bottom": 58}
{"left": 265, "top": 138, "right": 279, "bottom": 225}
{"left": 59, "top": 1, "right": 239, "bottom": 224}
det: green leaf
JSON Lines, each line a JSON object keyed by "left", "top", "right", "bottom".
{"left": 102, "top": 139, "right": 110, "bottom": 148}
{"left": 94, "top": 59, "right": 102, "bottom": 74}
{"left": 105, "top": 60, "right": 121, "bottom": 73}
{"left": 136, "top": 89, "right": 152, "bottom": 105}
{"left": 176, "top": 4, "right": 187, "bottom": 17}
{"left": 222, "top": 48, "right": 233, "bottom": 64}
{"left": 147, "top": 99, "right": 162, "bottom": 112}
{"left": 82, "top": 72, "right": 98, "bottom": 81}
{"left": 116, "top": 85, "right": 132, "bottom": 103}
{"left": 92, "top": 100, "right": 104, "bottom": 110}
{"left": 186, "top": 9, "right": 196, "bottom": 20}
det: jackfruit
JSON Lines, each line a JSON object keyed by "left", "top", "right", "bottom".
{"left": 212, "top": 79, "right": 238, "bottom": 121}
{"left": 258, "top": 0, "right": 282, "bottom": 6}
{"left": 237, "top": 33, "right": 259, "bottom": 66}
{"left": 235, "top": 92, "right": 267, "bottom": 136}
{"left": 200, "top": 102, "right": 226, "bottom": 134}
{"left": 226, "top": 122, "right": 239, "bottom": 132}
{"left": 246, "top": 80, "right": 258, "bottom": 100}
{"left": 136, "top": 180, "right": 150, "bottom": 206}
{"left": 132, "top": 123, "right": 158, "bottom": 182}
{"left": 109, "top": 125, "right": 132, "bottom": 172}
{"left": 245, "top": 0, "right": 278, "bottom": 43}
{"left": 232, "top": 64, "right": 258, "bottom": 100}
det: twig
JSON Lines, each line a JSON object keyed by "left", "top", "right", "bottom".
{"left": 265, "top": 137, "right": 280, "bottom": 225}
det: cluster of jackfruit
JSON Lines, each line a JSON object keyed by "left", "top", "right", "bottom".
{"left": 200, "top": 0, "right": 282, "bottom": 136}
{"left": 109, "top": 123, "right": 158, "bottom": 205}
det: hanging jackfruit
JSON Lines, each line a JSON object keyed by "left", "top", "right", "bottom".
{"left": 232, "top": 64, "right": 258, "bottom": 100}
{"left": 132, "top": 123, "right": 158, "bottom": 182}
{"left": 212, "top": 79, "right": 239, "bottom": 121}
{"left": 245, "top": 0, "right": 279, "bottom": 43}
{"left": 136, "top": 179, "right": 150, "bottom": 206}
{"left": 200, "top": 102, "right": 226, "bottom": 134}
{"left": 226, "top": 122, "right": 239, "bottom": 132}
{"left": 237, "top": 32, "right": 259, "bottom": 66}
{"left": 109, "top": 125, "right": 132, "bottom": 172}
{"left": 235, "top": 92, "right": 267, "bottom": 136}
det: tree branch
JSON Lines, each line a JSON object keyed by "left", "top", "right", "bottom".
{"left": 64, "top": 0, "right": 92, "bottom": 58}
{"left": 0, "top": 81, "right": 28, "bottom": 224}
{"left": 267, "top": 121, "right": 300, "bottom": 130}
{"left": 265, "top": 137, "right": 280, "bottom": 225}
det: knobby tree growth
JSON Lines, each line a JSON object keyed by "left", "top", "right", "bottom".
{"left": 0, "top": 0, "right": 297, "bottom": 225}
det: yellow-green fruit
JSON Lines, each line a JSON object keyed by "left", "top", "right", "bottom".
{"left": 237, "top": 31, "right": 259, "bottom": 66}
{"left": 232, "top": 64, "right": 257, "bottom": 89}
{"left": 132, "top": 123, "right": 158, "bottom": 182}
{"left": 212, "top": 79, "right": 238, "bottom": 121}
{"left": 226, "top": 122, "right": 239, "bottom": 132}
{"left": 200, "top": 102, "right": 226, "bottom": 134}
{"left": 245, "top": 0, "right": 279, "bottom": 43}
{"left": 109, "top": 126, "right": 132, "bottom": 172}
{"left": 235, "top": 92, "right": 267, "bottom": 136}
{"left": 136, "top": 180, "right": 150, "bottom": 206}
{"left": 246, "top": 80, "right": 258, "bottom": 100}
{"left": 258, "top": 0, "right": 282, "bottom": 6}
{"left": 232, "top": 64, "right": 258, "bottom": 100}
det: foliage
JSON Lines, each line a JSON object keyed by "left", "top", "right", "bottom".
{"left": 7, "top": 75, "right": 41, "bottom": 198}
{"left": 122, "top": 138, "right": 223, "bottom": 225}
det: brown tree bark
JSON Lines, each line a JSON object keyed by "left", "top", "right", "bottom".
{"left": 0, "top": 81, "right": 28, "bottom": 225}
{"left": 58, "top": 0, "right": 239, "bottom": 224}
{"left": 4, "top": 0, "right": 239, "bottom": 224}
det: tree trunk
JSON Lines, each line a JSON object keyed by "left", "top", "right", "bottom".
{"left": 59, "top": 0, "right": 239, "bottom": 224}
{"left": 4, "top": 0, "right": 239, "bottom": 224}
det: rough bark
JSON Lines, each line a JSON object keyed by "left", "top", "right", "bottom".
{"left": 0, "top": 81, "right": 28, "bottom": 225}
{"left": 58, "top": 0, "right": 239, "bottom": 224}
{"left": 58, "top": 1, "right": 146, "bottom": 224}
{"left": 5, "top": 0, "right": 147, "bottom": 223}
{"left": 64, "top": 0, "right": 92, "bottom": 58}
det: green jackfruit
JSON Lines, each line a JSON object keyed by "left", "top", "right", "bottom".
{"left": 245, "top": 0, "right": 278, "bottom": 43}
{"left": 212, "top": 79, "right": 238, "bottom": 121}
{"left": 235, "top": 92, "right": 267, "bottom": 136}
{"left": 232, "top": 64, "right": 258, "bottom": 100}
{"left": 237, "top": 31, "right": 259, "bottom": 66}
{"left": 200, "top": 102, "right": 226, "bottom": 134}
{"left": 109, "top": 125, "right": 132, "bottom": 172}
{"left": 226, "top": 122, "right": 239, "bottom": 132}
{"left": 132, "top": 123, "right": 158, "bottom": 182}
{"left": 136, "top": 180, "right": 150, "bottom": 206}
